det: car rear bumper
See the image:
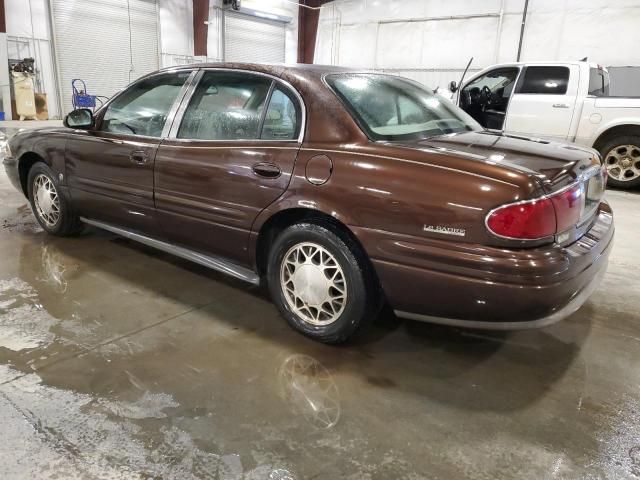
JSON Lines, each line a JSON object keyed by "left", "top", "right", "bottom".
{"left": 352, "top": 202, "right": 614, "bottom": 329}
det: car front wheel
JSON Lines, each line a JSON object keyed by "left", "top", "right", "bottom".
{"left": 267, "top": 222, "right": 378, "bottom": 344}
{"left": 27, "top": 163, "right": 82, "bottom": 236}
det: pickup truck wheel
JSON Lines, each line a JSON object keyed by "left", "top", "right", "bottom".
{"left": 599, "top": 136, "right": 640, "bottom": 189}
{"left": 267, "top": 222, "right": 377, "bottom": 344}
{"left": 27, "top": 163, "right": 82, "bottom": 236}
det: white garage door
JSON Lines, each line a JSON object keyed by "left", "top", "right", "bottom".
{"left": 224, "top": 11, "right": 285, "bottom": 63}
{"left": 51, "top": 0, "right": 159, "bottom": 114}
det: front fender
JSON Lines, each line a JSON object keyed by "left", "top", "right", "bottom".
{"left": 10, "top": 128, "right": 69, "bottom": 189}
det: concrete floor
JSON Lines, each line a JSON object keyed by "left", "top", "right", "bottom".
{"left": 0, "top": 167, "right": 639, "bottom": 480}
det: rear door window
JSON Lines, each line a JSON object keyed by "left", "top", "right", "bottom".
{"left": 178, "top": 72, "right": 272, "bottom": 140}
{"left": 517, "top": 66, "right": 570, "bottom": 95}
{"left": 261, "top": 88, "right": 301, "bottom": 140}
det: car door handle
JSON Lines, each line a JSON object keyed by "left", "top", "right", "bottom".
{"left": 552, "top": 103, "right": 570, "bottom": 109}
{"left": 129, "top": 150, "right": 149, "bottom": 165}
{"left": 252, "top": 162, "right": 281, "bottom": 178}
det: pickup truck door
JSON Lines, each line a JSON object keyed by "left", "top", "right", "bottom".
{"left": 503, "top": 65, "right": 580, "bottom": 140}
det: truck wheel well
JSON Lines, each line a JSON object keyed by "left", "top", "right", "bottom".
{"left": 255, "top": 208, "right": 373, "bottom": 279}
{"left": 18, "top": 152, "right": 45, "bottom": 198}
{"left": 593, "top": 125, "right": 640, "bottom": 151}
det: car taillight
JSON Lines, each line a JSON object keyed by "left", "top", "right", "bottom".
{"left": 486, "top": 184, "right": 583, "bottom": 240}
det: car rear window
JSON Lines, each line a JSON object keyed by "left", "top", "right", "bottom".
{"left": 326, "top": 73, "right": 481, "bottom": 141}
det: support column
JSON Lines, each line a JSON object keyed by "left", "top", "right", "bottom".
{"left": 0, "top": 0, "right": 12, "bottom": 120}
{"left": 297, "top": 0, "right": 332, "bottom": 64}
{"left": 193, "top": 0, "right": 210, "bottom": 57}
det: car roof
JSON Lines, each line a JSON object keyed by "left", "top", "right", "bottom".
{"left": 480, "top": 60, "right": 602, "bottom": 69}
{"left": 158, "top": 62, "right": 370, "bottom": 78}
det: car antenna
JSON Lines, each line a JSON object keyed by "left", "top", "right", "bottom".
{"left": 458, "top": 57, "right": 474, "bottom": 91}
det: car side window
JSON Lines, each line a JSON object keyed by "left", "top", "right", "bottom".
{"left": 100, "top": 72, "right": 189, "bottom": 137}
{"left": 261, "top": 87, "right": 301, "bottom": 140}
{"left": 517, "top": 66, "right": 570, "bottom": 95}
{"left": 178, "top": 72, "right": 272, "bottom": 140}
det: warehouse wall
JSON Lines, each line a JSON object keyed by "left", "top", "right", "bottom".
{"left": 4, "top": 0, "right": 59, "bottom": 118}
{"left": 1, "top": 0, "right": 299, "bottom": 117}
{"left": 159, "top": 0, "right": 299, "bottom": 67}
{"left": 315, "top": 0, "right": 640, "bottom": 90}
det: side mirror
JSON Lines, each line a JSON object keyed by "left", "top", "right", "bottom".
{"left": 449, "top": 80, "right": 458, "bottom": 93}
{"left": 64, "top": 108, "right": 94, "bottom": 129}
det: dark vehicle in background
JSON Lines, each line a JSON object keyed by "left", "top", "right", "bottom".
{"left": 3, "top": 63, "right": 613, "bottom": 343}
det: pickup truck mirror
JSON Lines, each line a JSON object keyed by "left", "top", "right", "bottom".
{"left": 449, "top": 80, "right": 458, "bottom": 93}
{"left": 64, "top": 108, "right": 94, "bottom": 130}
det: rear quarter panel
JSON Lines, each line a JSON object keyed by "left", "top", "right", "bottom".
{"left": 251, "top": 141, "right": 541, "bottom": 255}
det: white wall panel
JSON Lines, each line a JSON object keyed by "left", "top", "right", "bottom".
{"left": 337, "top": 24, "right": 377, "bottom": 67}
{"left": 376, "top": 23, "right": 422, "bottom": 68}
{"left": 420, "top": 17, "right": 499, "bottom": 69}
{"left": 224, "top": 12, "right": 285, "bottom": 63}
{"left": 5, "top": 0, "right": 49, "bottom": 38}
{"left": 315, "top": 0, "right": 640, "bottom": 89}
{"left": 51, "top": 0, "right": 159, "bottom": 114}
{"left": 158, "top": 0, "right": 193, "bottom": 59}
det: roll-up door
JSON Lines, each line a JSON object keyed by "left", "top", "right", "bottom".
{"left": 224, "top": 11, "right": 285, "bottom": 63}
{"left": 51, "top": 0, "right": 159, "bottom": 114}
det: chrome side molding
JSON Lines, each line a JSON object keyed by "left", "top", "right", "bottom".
{"left": 80, "top": 217, "right": 261, "bottom": 285}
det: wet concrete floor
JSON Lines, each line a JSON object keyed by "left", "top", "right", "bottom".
{"left": 0, "top": 167, "right": 639, "bottom": 479}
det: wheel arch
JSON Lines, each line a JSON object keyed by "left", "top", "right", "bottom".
{"left": 592, "top": 123, "right": 640, "bottom": 151}
{"left": 253, "top": 207, "right": 374, "bottom": 280}
{"left": 18, "top": 151, "right": 49, "bottom": 197}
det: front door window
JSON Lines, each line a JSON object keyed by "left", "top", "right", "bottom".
{"left": 100, "top": 72, "right": 190, "bottom": 137}
{"left": 460, "top": 68, "right": 519, "bottom": 130}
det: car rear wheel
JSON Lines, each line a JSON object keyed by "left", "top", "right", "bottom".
{"left": 599, "top": 136, "right": 640, "bottom": 189}
{"left": 267, "top": 222, "right": 378, "bottom": 344}
{"left": 27, "top": 163, "right": 82, "bottom": 236}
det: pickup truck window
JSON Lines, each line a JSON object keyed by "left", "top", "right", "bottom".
{"left": 517, "top": 66, "right": 569, "bottom": 95}
{"left": 459, "top": 67, "right": 519, "bottom": 129}
{"left": 588, "top": 68, "right": 610, "bottom": 96}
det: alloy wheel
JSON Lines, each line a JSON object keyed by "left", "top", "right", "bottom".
{"left": 33, "top": 174, "right": 61, "bottom": 228}
{"left": 280, "top": 242, "right": 347, "bottom": 326}
{"left": 605, "top": 144, "right": 640, "bottom": 182}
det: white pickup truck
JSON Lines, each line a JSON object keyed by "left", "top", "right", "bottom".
{"left": 450, "top": 61, "right": 640, "bottom": 188}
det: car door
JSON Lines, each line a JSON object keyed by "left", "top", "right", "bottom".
{"left": 65, "top": 70, "right": 194, "bottom": 234}
{"left": 504, "top": 65, "right": 579, "bottom": 140}
{"left": 154, "top": 69, "right": 304, "bottom": 265}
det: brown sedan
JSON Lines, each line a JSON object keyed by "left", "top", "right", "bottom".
{"left": 2, "top": 63, "right": 614, "bottom": 343}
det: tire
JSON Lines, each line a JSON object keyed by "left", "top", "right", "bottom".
{"left": 267, "top": 222, "right": 379, "bottom": 344}
{"left": 598, "top": 135, "right": 640, "bottom": 189}
{"left": 27, "top": 162, "right": 83, "bottom": 236}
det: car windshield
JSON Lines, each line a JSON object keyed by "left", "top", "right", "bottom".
{"left": 327, "top": 73, "right": 481, "bottom": 141}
